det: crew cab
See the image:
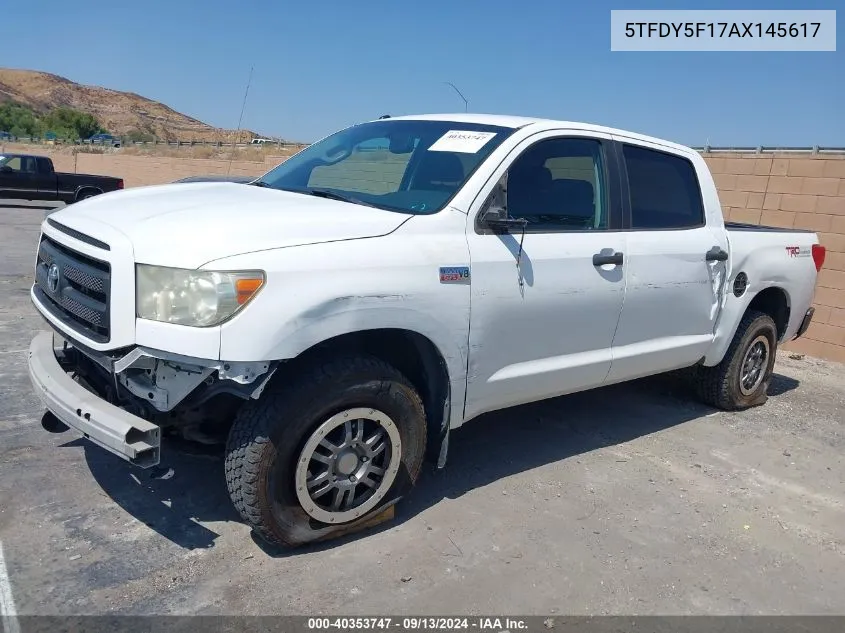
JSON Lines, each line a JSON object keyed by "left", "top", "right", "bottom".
{"left": 26, "top": 114, "right": 825, "bottom": 547}
{"left": 0, "top": 153, "right": 123, "bottom": 203}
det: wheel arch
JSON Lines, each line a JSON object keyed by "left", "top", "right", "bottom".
{"left": 270, "top": 328, "right": 453, "bottom": 468}
{"left": 74, "top": 185, "right": 103, "bottom": 201}
{"left": 705, "top": 283, "right": 791, "bottom": 366}
{"left": 746, "top": 286, "right": 790, "bottom": 341}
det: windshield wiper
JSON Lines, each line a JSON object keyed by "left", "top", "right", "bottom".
{"left": 305, "top": 188, "right": 379, "bottom": 208}
{"left": 252, "top": 183, "right": 382, "bottom": 209}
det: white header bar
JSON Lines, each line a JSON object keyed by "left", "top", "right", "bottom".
{"left": 611, "top": 10, "right": 836, "bottom": 51}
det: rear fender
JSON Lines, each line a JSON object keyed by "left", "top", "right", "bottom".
{"left": 706, "top": 231, "right": 820, "bottom": 366}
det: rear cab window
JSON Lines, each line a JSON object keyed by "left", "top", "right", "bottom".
{"left": 622, "top": 144, "right": 705, "bottom": 229}
{"left": 36, "top": 157, "right": 52, "bottom": 173}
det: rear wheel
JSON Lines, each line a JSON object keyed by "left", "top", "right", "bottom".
{"left": 75, "top": 190, "right": 99, "bottom": 202}
{"left": 224, "top": 355, "right": 427, "bottom": 546}
{"left": 695, "top": 310, "right": 778, "bottom": 410}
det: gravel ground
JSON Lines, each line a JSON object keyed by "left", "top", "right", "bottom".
{"left": 0, "top": 204, "right": 843, "bottom": 617}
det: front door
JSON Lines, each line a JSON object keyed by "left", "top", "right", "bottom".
{"left": 605, "top": 139, "right": 728, "bottom": 383}
{"left": 0, "top": 155, "right": 37, "bottom": 199}
{"left": 464, "top": 131, "right": 626, "bottom": 421}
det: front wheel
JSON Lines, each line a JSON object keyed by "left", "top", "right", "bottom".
{"left": 224, "top": 355, "right": 427, "bottom": 547}
{"left": 695, "top": 310, "right": 778, "bottom": 410}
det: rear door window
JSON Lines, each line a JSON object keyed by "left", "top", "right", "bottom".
{"left": 36, "top": 157, "right": 52, "bottom": 173}
{"left": 623, "top": 144, "right": 705, "bottom": 229}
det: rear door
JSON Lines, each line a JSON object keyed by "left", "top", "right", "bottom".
{"left": 605, "top": 139, "right": 729, "bottom": 383}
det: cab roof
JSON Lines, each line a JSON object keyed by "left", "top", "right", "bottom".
{"left": 383, "top": 113, "right": 695, "bottom": 155}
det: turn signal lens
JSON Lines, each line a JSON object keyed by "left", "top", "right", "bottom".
{"left": 235, "top": 277, "right": 264, "bottom": 305}
{"left": 812, "top": 244, "right": 826, "bottom": 272}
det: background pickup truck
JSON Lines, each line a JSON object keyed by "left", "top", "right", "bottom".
{"left": 0, "top": 152, "right": 123, "bottom": 202}
{"left": 26, "top": 114, "right": 825, "bottom": 548}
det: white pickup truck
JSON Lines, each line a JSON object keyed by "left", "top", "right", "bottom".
{"left": 27, "top": 114, "right": 826, "bottom": 546}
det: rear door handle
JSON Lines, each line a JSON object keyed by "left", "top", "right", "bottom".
{"left": 593, "top": 251, "right": 624, "bottom": 266}
{"left": 706, "top": 246, "right": 729, "bottom": 262}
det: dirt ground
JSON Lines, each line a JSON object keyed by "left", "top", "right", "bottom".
{"left": 0, "top": 204, "right": 843, "bottom": 617}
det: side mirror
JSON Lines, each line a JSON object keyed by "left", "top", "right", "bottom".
{"left": 480, "top": 176, "right": 527, "bottom": 233}
{"left": 0, "top": 165, "right": 13, "bottom": 173}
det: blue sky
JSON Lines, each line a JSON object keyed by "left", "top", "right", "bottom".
{"left": 3, "top": 0, "right": 842, "bottom": 145}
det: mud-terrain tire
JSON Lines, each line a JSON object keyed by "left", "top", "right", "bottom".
{"left": 695, "top": 310, "right": 778, "bottom": 411}
{"left": 224, "top": 354, "right": 426, "bottom": 547}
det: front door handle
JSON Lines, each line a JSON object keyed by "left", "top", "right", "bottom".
{"left": 593, "top": 251, "right": 624, "bottom": 266}
{"left": 706, "top": 246, "right": 729, "bottom": 262}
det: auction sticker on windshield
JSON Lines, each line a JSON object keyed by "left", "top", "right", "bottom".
{"left": 429, "top": 130, "right": 497, "bottom": 153}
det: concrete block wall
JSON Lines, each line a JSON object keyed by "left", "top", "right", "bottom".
{"left": 703, "top": 153, "right": 845, "bottom": 363}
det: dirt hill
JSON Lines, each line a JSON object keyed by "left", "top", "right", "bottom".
{"left": 0, "top": 68, "right": 265, "bottom": 143}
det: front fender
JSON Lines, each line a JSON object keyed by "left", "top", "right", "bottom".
{"left": 253, "top": 302, "right": 469, "bottom": 432}
{"left": 210, "top": 214, "right": 472, "bottom": 428}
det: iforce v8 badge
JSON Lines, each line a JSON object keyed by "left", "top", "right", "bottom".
{"left": 439, "top": 266, "right": 470, "bottom": 283}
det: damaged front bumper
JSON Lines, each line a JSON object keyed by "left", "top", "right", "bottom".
{"left": 28, "top": 331, "right": 162, "bottom": 467}
{"left": 27, "top": 330, "right": 277, "bottom": 468}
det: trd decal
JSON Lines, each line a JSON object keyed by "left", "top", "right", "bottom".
{"left": 786, "top": 246, "right": 811, "bottom": 258}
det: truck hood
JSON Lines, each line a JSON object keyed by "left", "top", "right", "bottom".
{"left": 47, "top": 182, "right": 411, "bottom": 268}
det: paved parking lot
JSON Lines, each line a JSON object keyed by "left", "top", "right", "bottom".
{"left": 0, "top": 204, "right": 843, "bottom": 616}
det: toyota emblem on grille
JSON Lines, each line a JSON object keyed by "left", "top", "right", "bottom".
{"left": 47, "top": 263, "right": 60, "bottom": 293}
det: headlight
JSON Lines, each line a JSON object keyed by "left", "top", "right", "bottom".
{"left": 136, "top": 264, "right": 265, "bottom": 327}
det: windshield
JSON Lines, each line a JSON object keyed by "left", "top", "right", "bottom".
{"left": 254, "top": 119, "right": 516, "bottom": 214}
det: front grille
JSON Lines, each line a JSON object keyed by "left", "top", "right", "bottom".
{"left": 34, "top": 235, "right": 111, "bottom": 342}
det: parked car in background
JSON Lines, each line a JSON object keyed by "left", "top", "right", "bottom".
{"left": 0, "top": 153, "right": 123, "bottom": 202}
{"left": 87, "top": 133, "right": 121, "bottom": 148}
{"left": 26, "top": 114, "right": 824, "bottom": 547}
{"left": 0, "top": 131, "right": 13, "bottom": 141}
